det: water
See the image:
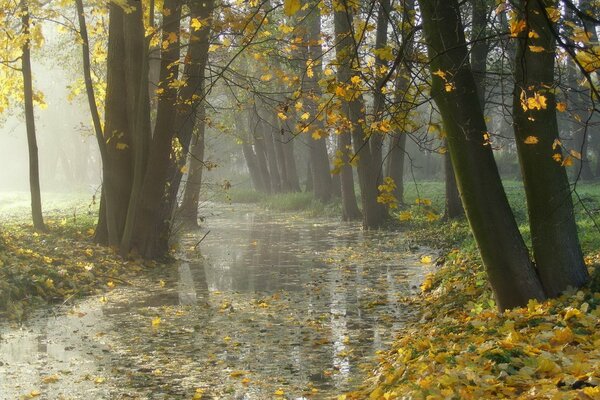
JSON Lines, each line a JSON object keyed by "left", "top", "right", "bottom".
{"left": 0, "top": 205, "right": 431, "bottom": 399}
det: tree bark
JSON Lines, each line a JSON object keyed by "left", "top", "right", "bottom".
{"left": 179, "top": 102, "right": 206, "bottom": 225}
{"left": 444, "top": 143, "right": 463, "bottom": 219}
{"left": 128, "top": 0, "right": 182, "bottom": 258}
{"left": 419, "top": 0, "right": 545, "bottom": 310}
{"left": 512, "top": 0, "right": 588, "bottom": 297}
{"left": 99, "top": 4, "right": 133, "bottom": 247}
{"left": 304, "top": 4, "right": 332, "bottom": 202}
{"left": 338, "top": 130, "right": 361, "bottom": 220}
{"left": 20, "top": 0, "right": 45, "bottom": 231}
{"left": 335, "top": 1, "right": 386, "bottom": 229}
{"left": 171, "top": 0, "right": 214, "bottom": 223}
{"left": 386, "top": 0, "right": 414, "bottom": 204}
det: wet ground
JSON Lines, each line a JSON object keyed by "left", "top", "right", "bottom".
{"left": 0, "top": 204, "right": 432, "bottom": 399}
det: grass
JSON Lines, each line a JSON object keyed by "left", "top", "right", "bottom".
{"left": 219, "top": 187, "right": 343, "bottom": 217}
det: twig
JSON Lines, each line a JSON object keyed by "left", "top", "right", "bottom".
{"left": 194, "top": 230, "right": 211, "bottom": 249}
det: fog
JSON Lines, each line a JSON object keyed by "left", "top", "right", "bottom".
{"left": 0, "top": 23, "right": 101, "bottom": 194}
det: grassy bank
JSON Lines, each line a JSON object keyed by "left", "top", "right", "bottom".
{"left": 341, "top": 181, "right": 600, "bottom": 399}
{"left": 219, "top": 188, "right": 342, "bottom": 217}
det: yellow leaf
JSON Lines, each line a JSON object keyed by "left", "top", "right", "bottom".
{"left": 151, "top": 316, "right": 161, "bottom": 326}
{"left": 398, "top": 211, "right": 412, "bottom": 221}
{"left": 556, "top": 102, "right": 567, "bottom": 112}
{"left": 510, "top": 19, "right": 527, "bottom": 37}
{"left": 190, "top": 18, "right": 203, "bottom": 31}
{"left": 529, "top": 45, "right": 545, "bottom": 53}
{"left": 551, "top": 327, "right": 574, "bottom": 345}
{"left": 300, "top": 112, "right": 310, "bottom": 120}
{"left": 274, "top": 388, "right": 285, "bottom": 396}
{"left": 94, "top": 377, "right": 105, "bottom": 384}
{"left": 420, "top": 255, "right": 432, "bottom": 264}
{"left": 524, "top": 136, "right": 539, "bottom": 144}
{"left": 116, "top": 142, "right": 129, "bottom": 150}
{"left": 193, "top": 388, "right": 205, "bottom": 399}
{"left": 260, "top": 74, "right": 272, "bottom": 82}
{"left": 432, "top": 69, "right": 446, "bottom": 79}
{"left": 42, "top": 375, "right": 60, "bottom": 384}
{"left": 545, "top": 7, "right": 561, "bottom": 23}
{"left": 283, "top": 0, "right": 301, "bottom": 16}
{"left": 562, "top": 155, "right": 574, "bottom": 167}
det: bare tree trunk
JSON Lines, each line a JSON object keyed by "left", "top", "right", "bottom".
{"left": 20, "top": 0, "right": 45, "bottom": 231}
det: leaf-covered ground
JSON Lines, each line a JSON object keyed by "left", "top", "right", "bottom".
{"left": 342, "top": 187, "right": 600, "bottom": 400}
{"left": 0, "top": 193, "right": 151, "bottom": 321}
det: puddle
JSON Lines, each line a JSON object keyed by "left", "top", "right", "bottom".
{"left": 0, "top": 204, "right": 431, "bottom": 399}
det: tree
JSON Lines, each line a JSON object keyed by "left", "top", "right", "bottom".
{"left": 334, "top": 0, "right": 387, "bottom": 229}
{"left": 419, "top": 0, "right": 545, "bottom": 310}
{"left": 20, "top": 0, "right": 45, "bottom": 231}
{"left": 302, "top": 2, "right": 333, "bottom": 203}
{"left": 386, "top": 0, "right": 414, "bottom": 205}
{"left": 511, "top": 0, "right": 588, "bottom": 296}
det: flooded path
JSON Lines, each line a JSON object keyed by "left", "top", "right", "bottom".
{"left": 0, "top": 205, "right": 432, "bottom": 399}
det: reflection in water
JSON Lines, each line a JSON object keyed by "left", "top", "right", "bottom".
{"left": 0, "top": 204, "right": 428, "bottom": 399}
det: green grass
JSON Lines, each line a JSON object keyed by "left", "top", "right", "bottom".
{"left": 395, "top": 179, "right": 600, "bottom": 255}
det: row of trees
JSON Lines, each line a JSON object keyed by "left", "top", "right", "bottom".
{"left": 1, "top": 0, "right": 598, "bottom": 308}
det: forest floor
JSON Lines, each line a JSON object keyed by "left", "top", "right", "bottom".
{"left": 347, "top": 181, "right": 600, "bottom": 400}
{"left": 1, "top": 182, "right": 599, "bottom": 399}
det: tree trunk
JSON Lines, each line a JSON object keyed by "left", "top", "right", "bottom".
{"left": 419, "top": 0, "right": 545, "bottom": 310}
{"left": 471, "top": 0, "right": 488, "bottom": 106}
{"left": 99, "top": 4, "right": 134, "bottom": 247}
{"left": 258, "top": 114, "right": 282, "bottom": 192}
{"left": 128, "top": 0, "right": 182, "bottom": 258}
{"left": 444, "top": 143, "right": 463, "bottom": 219}
{"left": 370, "top": 0, "right": 390, "bottom": 201}
{"left": 170, "top": 0, "right": 214, "bottom": 223}
{"left": 20, "top": 1, "right": 45, "bottom": 231}
{"left": 250, "top": 111, "right": 272, "bottom": 193}
{"left": 179, "top": 102, "right": 206, "bottom": 225}
{"left": 304, "top": 4, "right": 332, "bottom": 202}
{"left": 282, "top": 129, "right": 301, "bottom": 192}
{"left": 338, "top": 131, "right": 361, "bottom": 220}
{"left": 512, "top": 0, "right": 588, "bottom": 297}
{"left": 335, "top": 1, "right": 386, "bottom": 229}
{"left": 386, "top": 0, "right": 414, "bottom": 205}
{"left": 236, "top": 112, "right": 266, "bottom": 192}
